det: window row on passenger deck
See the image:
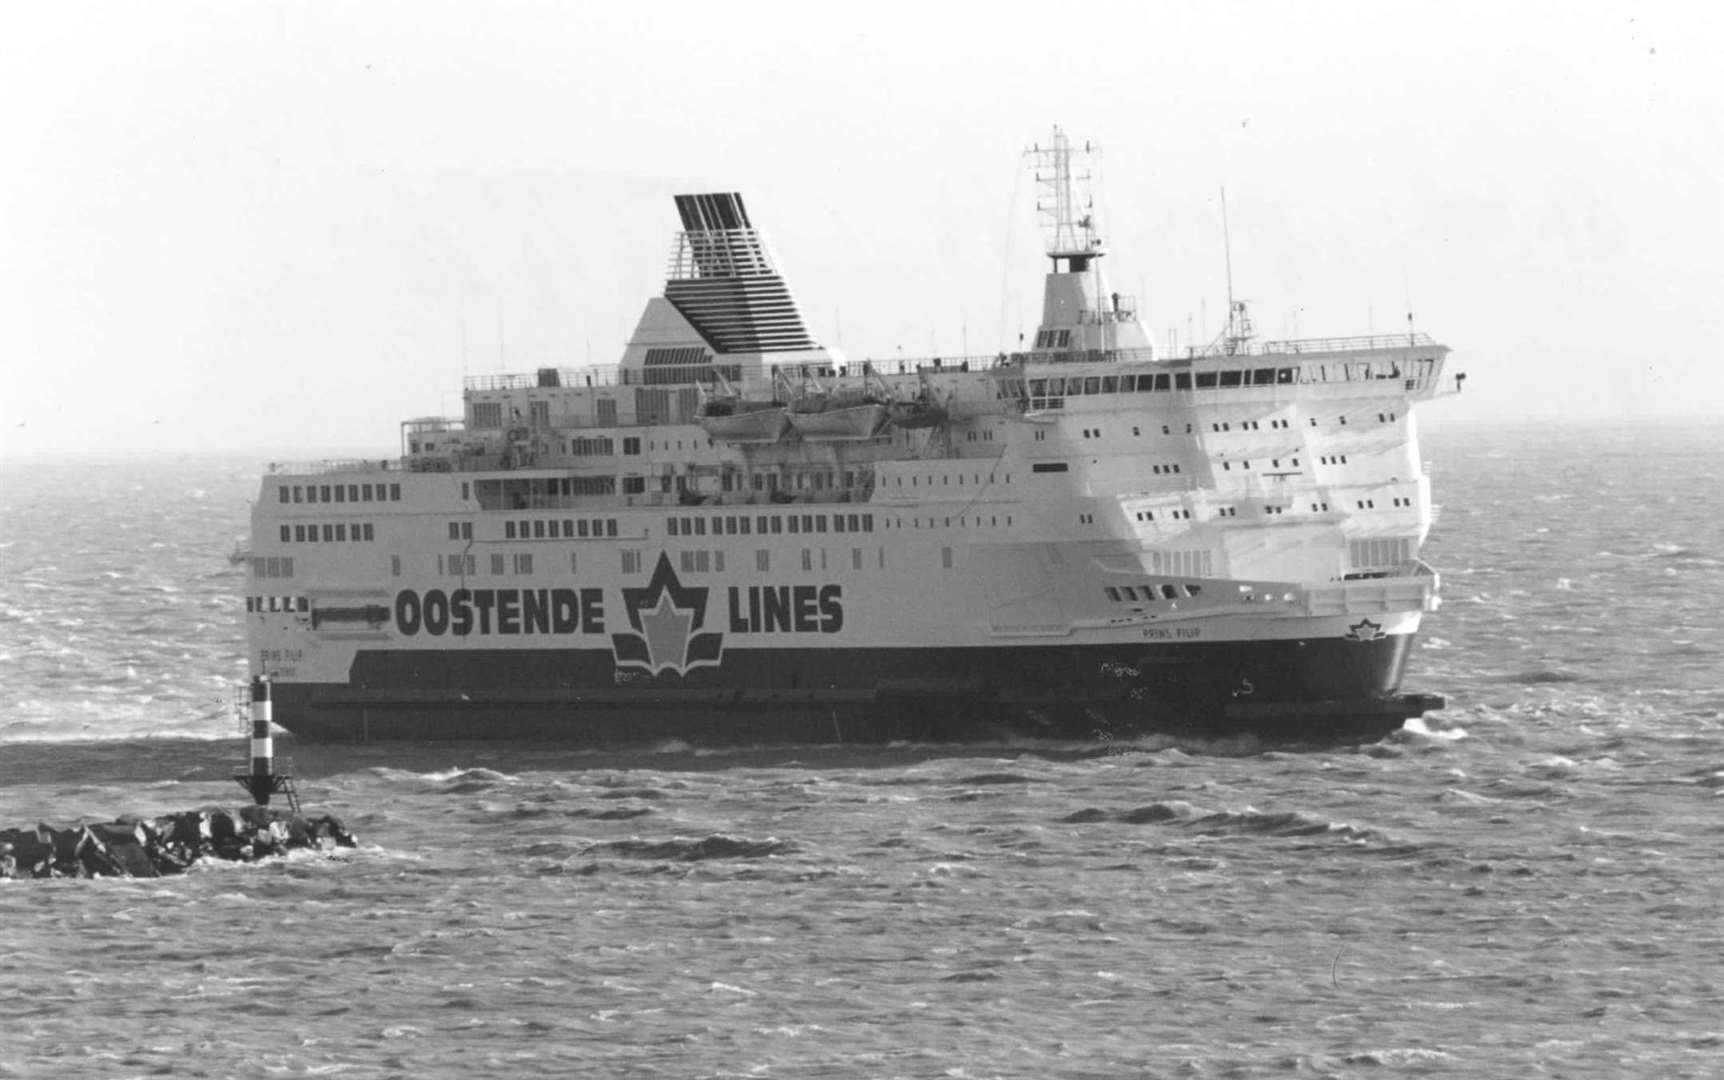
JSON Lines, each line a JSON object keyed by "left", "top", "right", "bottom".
{"left": 504, "top": 518, "right": 620, "bottom": 540}
{"left": 278, "top": 523, "right": 376, "bottom": 542}
{"left": 668, "top": 512, "right": 876, "bottom": 537}
{"left": 1104, "top": 583, "right": 1204, "bottom": 603}
{"left": 1028, "top": 367, "right": 1298, "bottom": 400}
{"left": 247, "top": 595, "right": 307, "bottom": 613}
{"left": 279, "top": 481, "right": 401, "bottom": 504}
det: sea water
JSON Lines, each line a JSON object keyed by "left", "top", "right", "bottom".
{"left": 1, "top": 418, "right": 1719, "bottom": 1078}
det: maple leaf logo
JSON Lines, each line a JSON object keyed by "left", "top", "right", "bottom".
{"left": 1344, "top": 618, "right": 1385, "bottom": 642}
{"left": 610, "top": 553, "right": 724, "bottom": 677}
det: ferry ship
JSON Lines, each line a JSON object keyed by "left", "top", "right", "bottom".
{"left": 243, "top": 130, "right": 1458, "bottom": 745}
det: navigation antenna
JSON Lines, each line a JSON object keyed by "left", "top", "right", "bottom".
{"left": 1027, "top": 127, "right": 1104, "bottom": 271}
{"left": 1219, "top": 187, "right": 1254, "bottom": 355}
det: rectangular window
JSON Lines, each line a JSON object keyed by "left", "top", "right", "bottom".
{"left": 306, "top": 486, "right": 318, "bottom": 504}
{"left": 362, "top": 483, "right": 374, "bottom": 501}
{"left": 621, "top": 549, "right": 641, "bottom": 574}
{"left": 533, "top": 520, "right": 545, "bottom": 539}
{"left": 363, "top": 523, "right": 375, "bottom": 541}
{"left": 757, "top": 549, "right": 771, "bottom": 572}
{"left": 491, "top": 553, "right": 506, "bottom": 575}
{"left": 390, "top": 484, "right": 401, "bottom": 501}
{"left": 506, "top": 522, "right": 517, "bottom": 539}
{"left": 335, "top": 524, "right": 347, "bottom": 541}
{"left": 280, "top": 525, "right": 291, "bottom": 542}
{"left": 292, "top": 486, "right": 303, "bottom": 503}
{"left": 391, "top": 555, "right": 401, "bottom": 577}
{"left": 320, "top": 485, "right": 332, "bottom": 502}
{"left": 681, "top": 550, "right": 697, "bottom": 573}
{"left": 449, "top": 522, "right": 462, "bottom": 540}
{"left": 1032, "top": 462, "right": 1069, "bottom": 473}
{"left": 852, "top": 547, "right": 863, "bottom": 571}
{"left": 278, "top": 487, "right": 290, "bottom": 504}
{"left": 801, "top": 548, "right": 813, "bottom": 572}
{"left": 515, "top": 553, "right": 534, "bottom": 575}
{"left": 606, "top": 520, "right": 618, "bottom": 537}
{"left": 335, "top": 485, "right": 346, "bottom": 503}
{"left": 789, "top": 516, "right": 800, "bottom": 534}
{"left": 815, "top": 515, "right": 827, "bottom": 533}
{"left": 941, "top": 546, "right": 953, "bottom": 569}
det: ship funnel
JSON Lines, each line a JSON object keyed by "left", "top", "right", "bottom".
{"left": 663, "top": 192, "right": 818, "bottom": 353}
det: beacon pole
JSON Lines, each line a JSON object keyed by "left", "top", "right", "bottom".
{"left": 235, "top": 674, "right": 295, "bottom": 809}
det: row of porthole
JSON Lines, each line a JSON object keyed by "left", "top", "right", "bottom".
{"left": 1134, "top": 503, "right": 1318, "bottom": 522}
{"left": 1133, "top": 509, "right": 1195, "bottom": 522}
{"left": 886, "top": 515, "right": 1015, "bottom": 530}
{"left": 894, "top": 473, "right": 1010, "bottom": 487}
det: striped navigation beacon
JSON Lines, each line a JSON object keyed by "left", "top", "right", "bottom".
{"left": 233, "top": 675, "right": 300, "bottom": 812}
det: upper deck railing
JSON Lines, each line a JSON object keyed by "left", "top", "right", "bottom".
{"left": 875, "top": 333, "right": 1440, "bottom": 375}
{"left": 464, "top": 366, "right": 622, "bottom": 392}
{"left": 1253, "top": 333, "right": 1436, "bottom": 355}
{"left": 267, "top": 458, "right": 397, "bottom": 476}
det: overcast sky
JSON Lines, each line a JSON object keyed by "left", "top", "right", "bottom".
{"left": 2, "top": 1, "right": 1719, "bottom": 458}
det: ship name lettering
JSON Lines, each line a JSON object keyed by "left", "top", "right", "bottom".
{"left": 725, "top": 585, "right": 844, "bottom": 635}
{"left": 395, "top": 587, "right": 606, "bottom": 638}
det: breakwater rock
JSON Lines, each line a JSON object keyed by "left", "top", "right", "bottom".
{"left": 0, "top": 806, "right": 356, "bottom": 879}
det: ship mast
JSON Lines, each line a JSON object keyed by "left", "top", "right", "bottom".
{"left": 1028, "top": 126, "right": 1104, "bottom": 272}
{"left": 1219, "top": 186, "right": 1254, "bottom": 355}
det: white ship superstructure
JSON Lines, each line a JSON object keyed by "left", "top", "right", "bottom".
{"left": 244, "top": 130, "right": 1457, "bottom": 744}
